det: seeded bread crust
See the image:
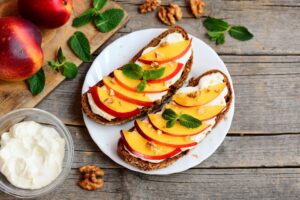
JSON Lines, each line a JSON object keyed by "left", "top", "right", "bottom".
{"left": 81, "top": 26, "right": 193, "bottom": 125}
{"left": 117, "top": 69, "right": 233, "bottom": 171}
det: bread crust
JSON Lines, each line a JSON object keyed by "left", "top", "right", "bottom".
{"left": 81, "top": 26, "right": 193, "bottom": 125}
{"left": 117, "top": 69, "right": 233, "bottom": 171}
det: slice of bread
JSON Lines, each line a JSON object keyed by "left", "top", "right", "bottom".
{"left": 117, "top": 69, "right": 233, "bottom": 171}
{"left": 81, "top": 26, "right": 193, "bottom": 125}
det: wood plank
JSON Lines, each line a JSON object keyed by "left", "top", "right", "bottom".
{"left": 68, "top": 126, "right": 300, "bottom": 168}
{"left": 1, "top": 168, "right": 300, "bottom": 199}
{"left": 0, "top": 0, "right": 129, "bottom": 117}
{"left": 37, "top": 63, "right": 300, "bottom": 133}
{"left": 115, "top": 0, "right": 300, "bottom": 55}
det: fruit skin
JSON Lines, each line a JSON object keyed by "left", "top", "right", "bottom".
{"left": 0, "top": 17, "right": 43, "bottom": 81}
{"left": 18, "top": 0, "right": 73, "bottom": 28}
{"left": 89, "top": 86, "right": 140, "bottom": 118}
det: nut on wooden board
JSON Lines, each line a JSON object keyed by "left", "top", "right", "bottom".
{"left": 79, "top": 165, "right": 104, "bottom": 191}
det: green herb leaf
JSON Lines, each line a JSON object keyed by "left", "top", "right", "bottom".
{"left": 137, "top": 80, "right": 147, "bottom": 93}
{"left": 68, "top": 31, "right": 91, "bottom": 62}
{"left": 229, "top": 26, "right": 253, "bottom": 41}
{"left": 166, "top": 119, "right": 177, "bottom": 128}
{"left": 162, "top": 109, "right": 178, "bottom": 121}
{"left": 57, "top": 47, "right": 66, "bottom": 63}
{"left": 26, "top": 68, "right": 45, "bottom": 96}
{"left": 179, "top": 114, "right": 201, "bottom": 128}
{"left": 122, "top": 64, "right": 144, "bottom": 80}
{"left": 72, "top": 8, "right": 95, "bottom": 27}
{"left": 93, "top": 0, "right": 107, "bottom": 10}
{"left": 48, "top": 60, "right": 60, "bottom": 71}
{"left": 143, "top": 67, "right": 165, "bottom": 80}
{"left": 203, "top": 17, "right": 230, "bottom": 32}
{"left": 94, "top": 9, "right": 124, "bottom": 33}
{"left": 63, "top": 62, "right": 78, "bottom": 79}
{"left": 207, "top": 31, "right": 225, "bottom": 45}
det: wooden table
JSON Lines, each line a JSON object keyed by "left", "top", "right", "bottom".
{"left": 2, "top": 0, "right": 300, "bottom": 199}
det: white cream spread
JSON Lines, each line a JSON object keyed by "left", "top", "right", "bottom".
{"left": 125, "top": 72, "right": 228, "bottom": 163}
{"left": 89, "top": 32, "right": 192, "bottom": 120}
{"left": 0, "top": 121, "right": 65, "bottom": 189}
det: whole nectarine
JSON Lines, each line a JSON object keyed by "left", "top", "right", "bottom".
{"left": 0, "top": 17, "right": 43, "bottom": 81}
{"left": 18, "top": 0, "right": 73, "bottom": 28}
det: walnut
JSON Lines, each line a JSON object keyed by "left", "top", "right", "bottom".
{"left": 187, "top": 91, "right": 199, "bottom": 98}
{"left": 160, "top": 41, "right": 169, "bottom": 47}
{"left": 79, "top": 165, "right": 104, "bottom": 191}
{"left": 104, "top": 98, "right": 113, "bottom": 105}
{"left": 189, "top": 0, "right": 205, "bottom": 18}
{"left": 151, "top": 61, "right": 159, "bottom": 68}
{"left": 158, "top": 3, "right": 182, "bottom": 26}
{"left": 139, "top": 0, "right": 161, "bottom": 14}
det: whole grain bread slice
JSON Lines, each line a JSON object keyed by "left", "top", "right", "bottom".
{"left": 117, "top": 69, "right": 233, "bottom": 171}
{"left": 81, "top": 26, "right": 193, "bottom": 125}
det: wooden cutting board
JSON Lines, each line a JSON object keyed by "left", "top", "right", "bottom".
{"left": 0, "top": 0, "right": 128, "bottom": 116}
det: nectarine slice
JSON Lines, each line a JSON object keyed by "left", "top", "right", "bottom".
{"left": 114, "top": 70, "right": 169, "bottom": 93}
{"left": 139, "top": 39, "right": 192, "bottom": 65}
{"left": 135, "top": 120, "right": 198, "bottom": 148}
{"left": 146, "top": 62, "right": 184, "bottom": 83}
{"left": 103, "top": 77, "right": 153, "bottom": 106}
{"left": 89, "top": 86, "right": 140, "bottom": 118}
{"left": 148, "top": 114, "right": 211, "bottom": 137}
{"left": 121, "top": 130, "right": 181, "bottom": 160}
{"left": 173, "top": 83, "right": 226, "bottom": 107}
{"left": 165, "top": 103, "right": 225, "bottom": 121}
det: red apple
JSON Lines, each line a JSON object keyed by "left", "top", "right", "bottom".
{"left": 89, "top": 86, "right": 140, "bottom": 119}
{"left": 0, "top": 17, "right": 43, "bottom": 81}
{"left": 18, "top": 0, "right": 73, "bottom": 28}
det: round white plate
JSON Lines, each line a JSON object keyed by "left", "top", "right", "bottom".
{"left": 82, "top": 28, "right": 235, "bottom": 175}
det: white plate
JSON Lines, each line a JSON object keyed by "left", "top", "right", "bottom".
{"left": 82, "top": 28, "right": 235, "bottom": 175}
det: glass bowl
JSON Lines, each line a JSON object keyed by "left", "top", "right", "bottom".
{"left": 0, "top": 108, "right": 74, "bottom": 198}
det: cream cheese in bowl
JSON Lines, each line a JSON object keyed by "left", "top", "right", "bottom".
{"left": 0, "top": 121, "right": 65, "bottom": 190}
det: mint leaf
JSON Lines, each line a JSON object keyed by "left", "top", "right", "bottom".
{"left": 229, "top": 26, "right": 253, "bottom": 41}
{"left": 72, "top": 8, "right": 95, "bottom": 27}
{"left": 166, "top": 119, "right": 176, "bottom": 128}
{"left": 93, "top": 0, "right": 107, "bottom": 10}
{"left": 179, "top": 114, "right": 201, "bottom": 128}
{"left": 162, "top": 109, "right": 178, "bottom": 121}
{"left": 208, "top": 31, "right": 225, "bottom": 45}
{"left": 68, "top": 31, "right": 91, "bottom": 62}
{"left": 137, "top": 80, "right": 147, "bottom": 93}
{"left": 122, "top": 64, "right": 144, "bottom": 80}
{"left": 143, "top": 67, "right": 165, "bottom": 80}
{"left": 57, "top": 47, "right": 65, "bottom": 63}
{"left": 48, "top": 60, "right": 60, "bottom": 71}
{"left": 94, "top": 9, "right": 124, "bottom": 33}
{"left": 203, "top": 17, "right": 229, "bottom": 32}
{"left": 26, "top": 68, "right": 45, "bottom": 96}
{"left": 63, "top": 62, "right": 78, "bottom": 79}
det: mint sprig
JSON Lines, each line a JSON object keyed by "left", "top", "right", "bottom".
{"left": 122, "top": 63, "right": 165, "bottom": 93}
{"left": 68, "top": 31, "right": 91, "bottom": 62}
{"left": 72, "top": 0, "right": 124, "bottom": 33}
{"left": 26, "top": 68, "right": 45, "bottom": 96}
{"left": 203, "top": 17, "right": 253, "bottom": 45}
{"left": 48, "top": 47, "right": 78, "bottom": 79}
{"left": 162, "top": 109, "right": 201, "bottom": 128}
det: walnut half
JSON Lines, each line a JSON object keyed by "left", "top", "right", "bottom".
{"left": 139, "top": 0, "right": 161, "bottom": 14}
{"left": 189, "top": 0, "right": 205, "bottom": 18}
{"left": 158, "top": 3, "right": 182, "bottom": 26}
{"left": 79, "top": 165, "right": 104, "bottom": 191}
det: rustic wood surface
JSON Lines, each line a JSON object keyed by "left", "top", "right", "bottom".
{"left": 0, "top": 0, "right": 128, "bottom": 117}
{"left": 1, "top": 0, "right": 300, "bottom": 199}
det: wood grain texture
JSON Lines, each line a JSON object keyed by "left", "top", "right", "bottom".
{"left": 0, "top": 0, "right": 129, "bottom": 117}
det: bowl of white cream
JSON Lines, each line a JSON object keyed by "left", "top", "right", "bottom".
{"left": 0, "top": 108, "right": 74, "bottom": 198}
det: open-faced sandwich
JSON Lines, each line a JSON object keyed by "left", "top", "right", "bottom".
{"left": 81, "top": 26, "right": 193, "bottom": 125}
{"left": 117, "top": 70, "right": 233, "bottom": 171}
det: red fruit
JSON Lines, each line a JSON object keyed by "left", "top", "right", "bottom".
{"left": 18, "top": 0, "right": 73, "bottom": 28}
{"left": 0, "top": 17, "right": 43, "bottom": 81}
